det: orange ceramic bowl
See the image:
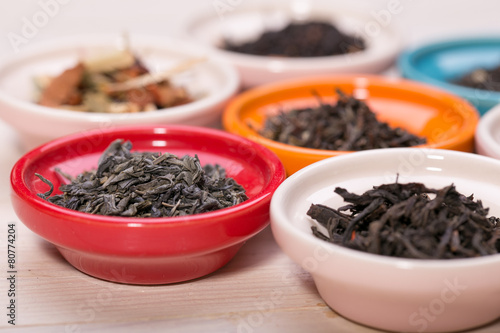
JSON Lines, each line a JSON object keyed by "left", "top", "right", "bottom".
{"left": 223, "top": 75, "right": 479, "bottom": 176}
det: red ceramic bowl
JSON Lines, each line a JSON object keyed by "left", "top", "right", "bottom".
{"left": 10, "top": 125, "right": 285, "bottom": 285}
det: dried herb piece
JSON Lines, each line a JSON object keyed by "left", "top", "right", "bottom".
{"left": 258, "top": 89, "right": 426, "bottom": 151}
{"left": 38, "top": 63, "right": 85, "bottom": 107}
{"left": 308, "top": 181, "right": 500, "bottom": 259}
{"left": 36, "top": 140, "right": 248, "bottom": 217}
{"left": 453, "top": 65, "right": 500, "bottom": 92}
{"left": 223, "top": 21, "right": 364, "bottom": 57}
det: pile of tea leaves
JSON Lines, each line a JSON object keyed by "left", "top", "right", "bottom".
{"left": 36, "top": 139, "right": 248, "bottom": 217}
{"left": 307, "top": 181, "right": 500, "bottom": 259}
{"left": 36, "top": 49, "right": 193, "bottom": 113}
{"left": 223, "top": 21, "right": 365, "bottom": 57}
{"left": 258, "top": 89, "right": 427, "bottom": 151}
{"left": 453, "top": 64, "right": 500, "bottom": 92}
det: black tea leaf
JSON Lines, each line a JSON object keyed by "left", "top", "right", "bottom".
{"left": 308, "top": 181, "right": 500, "bottom": 259}
{"left": 258, "top": 89, "right": 427, "bottom": 151}
{"left": 223, "top": 21, "right": 365, "bottom": 57}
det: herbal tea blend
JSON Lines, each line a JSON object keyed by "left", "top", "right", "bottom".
{"left": 258, "top": 89, "right": 427, "bottom": 150}
{"left": 36, "top": 140, "right": 248, "bottom": 217}
{"left": 223, "top": 21, "right": 365, "bottom": 57}
{"left": 307, "top": 181, "right": 500, "bottom": 259}
{"left": 453, "top": 64, "right": 500, "bottom": 92}
{"left": 35, "top": 48, "right": 196, "bottom": 113}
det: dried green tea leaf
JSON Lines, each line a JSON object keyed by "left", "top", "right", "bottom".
{"left": 37, "top": 140, "right": 248, "bottom": 217}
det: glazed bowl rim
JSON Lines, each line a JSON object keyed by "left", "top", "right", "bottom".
{"left": 398, "top": 36, "right": 500, "bottom": 109}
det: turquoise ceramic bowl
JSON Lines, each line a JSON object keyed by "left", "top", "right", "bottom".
{"left": 398, "top": 37, "right": 500, "bottom": 115}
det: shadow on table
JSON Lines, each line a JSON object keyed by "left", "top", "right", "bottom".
{"left": 208, "top": 225, "right": 319, "bottom": 294}
{"left": 31, "top": 224, "right": 318, "bottom": 295}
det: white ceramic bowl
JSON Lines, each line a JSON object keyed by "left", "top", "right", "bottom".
{"left": 185, "top": 2, "right": 401, "bottom": 87}
{"left": 270, "top": 148, "right": 500, "bottom": 333}
{"left": 476, "top": 104, "right": 500, "bottom": 159}
{"left": 0, "top": 33, "right": 240, "bottom": 150}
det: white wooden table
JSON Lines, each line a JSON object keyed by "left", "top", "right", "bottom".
{"left": 1, "top": 1, "right": 500, "bottom": 331}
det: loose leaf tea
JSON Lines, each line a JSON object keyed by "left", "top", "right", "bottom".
{"left": 307, "top": 181, "right": 500, "bottom": 259}
{"left": 36, "top": 140, "right": 248, "bottom": 217}
{"left": 258, "top": 89, "right": 427, "bottom": 150}
{"left": 223, "top": 21, "right": 365, "bottom": 57}
{"left": 35, "top": 48, "right": 195, "bottom": 113}
{"left": 453, "top": 64, "right": 500, "bottom": 92}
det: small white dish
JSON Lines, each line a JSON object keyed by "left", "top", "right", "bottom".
{"left": 270, "top": 148, "right": 500, "bottom": 333}
{"left": 0, "top": 33, "right": 240, "bottom": 150}
{"left": 185, "top": 2, "right": 401, "bottom": 87}
{"left": 476, "top": 104, "right": 500, "bottom": 159}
